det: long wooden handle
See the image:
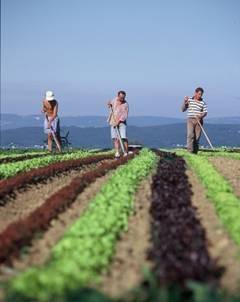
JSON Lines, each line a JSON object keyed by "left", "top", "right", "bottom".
{"left": 195, "top": 117, "right": 214, "bottom": 150}
{"left": 109, "top": 107, "right": 126, "bottom": 154}
{"left": 45, "top": 115, "right": 61, "bottom": 152}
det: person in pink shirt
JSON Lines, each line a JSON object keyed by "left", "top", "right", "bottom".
{"left": 107, "top": 91, "right": 130, "bottom": 158}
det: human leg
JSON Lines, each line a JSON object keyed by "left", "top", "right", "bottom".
{"left": 194, "top": 120, "right": 203, "bottom": 154}
{"left": 187, "top": 119, "right": 195, "bottom": 153}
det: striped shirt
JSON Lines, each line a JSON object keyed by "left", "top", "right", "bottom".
{"left": 183, "top": 98, "right": 208, "bottom": 118}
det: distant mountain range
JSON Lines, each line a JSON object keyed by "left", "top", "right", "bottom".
{"left": 1, "top": 124, "right": 240, "bottom": 148}
{"left": 1, "top": 114, "right": 239, "bottom": 130}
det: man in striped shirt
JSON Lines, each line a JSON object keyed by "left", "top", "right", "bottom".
{"left": 182, "top": 87, "right": 208, "bottom": 153}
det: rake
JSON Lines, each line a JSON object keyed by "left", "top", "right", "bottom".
{"left": 45, "top": 115, "right": 62, "bottom": 152}
{"left": 195, "top": 116, "right": 214, "bottom": 150}
{"left": 109, "top": 106, "right": 127, "bottom": 155}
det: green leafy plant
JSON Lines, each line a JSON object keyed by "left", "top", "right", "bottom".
{"left": 6, "top": 149, "right": 157, "bottom": 302}
{"left": 0, "top": 151, "right": 46, "bottom": 160}
{"left": 0, "top": 149, "right": 45, "bottom": 155}
{"left": 178, "top": 151, "right": 240, "bottom": 246}
{"left": 198, "top": 151, "right": 240, "bottom": 160}
{"left": 0, "top": 150, "right": 113, "bottom": 179}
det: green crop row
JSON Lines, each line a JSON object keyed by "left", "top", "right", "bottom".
{"left": 0, "top": 151, "right": 47, "bottom": 160}
{"left": 0, "top": 150, "right": 93, "bottom": 161}
{"left": 179, "top": 151, "right": 240, "bottom": 246}
{"left": 0, "top": 149, "right": 46, "bottom": 156}
{"left": 0, "top": 149, "right": 100, "bottom": 159}
{"left": 0, "top": 150, "right": 97, "bottom": 179}
{"left": 198, "top": 151, "right": 240, "bottom": 160}
{"left": 175, "top": 149, "right": 240, "bottom": 160}
{"left": 6, "top": 149, "right": 157, "bottom": 302}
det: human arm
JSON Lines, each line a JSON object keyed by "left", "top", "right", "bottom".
{"left": 198, "top": 102, "right": 208, "bottom": 119}
{"left": 107, "top": 99, "right": 114, "bottom": 108}
{"left": 181, "top": 96, "right": 189, "bottom": 112}
{"left": 41, "top": 100, "right": 47, "bottom": 113}
{"left": 199, "top": 112, "right": 207, "bottom": 119}
{"left": 48, "top": 102, "right": 58, "bottom": 123}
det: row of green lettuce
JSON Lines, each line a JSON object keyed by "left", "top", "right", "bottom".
{"left": 178, "top": 150, "right": 240, "bottom": 246}
{"left": 5, "top": 149, "right": 158, "bottom": 302}
{"left": 0, "top": 149, "right": 46, "bottom": 156}
{"left": 0, "top": 151, "right": 47, "bottom": 160}
{"left": 0, "top": 149, "right": 93, "bottom": 160}
{"left": 174, "top": 149, "right": 240, "bottom": 160}
{"left": 198, "top": 151, "right": 240, "bottom": 160}
{"left": 0, "top": 150, "right": 113, "bottom": 179}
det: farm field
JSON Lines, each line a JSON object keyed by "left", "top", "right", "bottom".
{"left": 0, "top": 148, "right": 240, "bottom": 302}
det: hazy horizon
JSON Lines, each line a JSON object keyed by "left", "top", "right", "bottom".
{"left": 1, "top": 112, "right": 239, "bottom": 119}
{"left": 1, "top": 111, "right": 240, "bottom": 119}
{"left": 1, "top": 0, "right": 240, "bottom": 118}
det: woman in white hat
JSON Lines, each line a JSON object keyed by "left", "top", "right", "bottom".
{"left": 41, "top": 91, "right": 61, "bottom": 152}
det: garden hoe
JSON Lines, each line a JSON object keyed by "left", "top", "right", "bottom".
{"left": 195, "top": 116, "right": 214, "bottom": 150}
{"left": 45, "top": 115, "right": 62, "bottom": 152}
{"left": 109, "top": 106, "right": 127, "bottom": 156}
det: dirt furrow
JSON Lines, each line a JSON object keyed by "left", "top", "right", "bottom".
{"left": 0, "top": 175, "right": 118, "bottom": 302}
{"left": 98, "top": 174, "right": 154, "bottom": 298}
{"left": 0, "top": 154, "right": 113, "bottom": 202}
{"left": 208, "top": 157, "right": 240, "bottom": 198}
{"left": 0, "top": 174, "right": 113, "bottom": 283}
{"left": 0, "top": 154, "right": 135, "bottom": 268}
{"left": 0, "top": 160, "right": 111, "bottom": 233}
{"left": 187, "top": 169, "right": 240, "bottom": 293}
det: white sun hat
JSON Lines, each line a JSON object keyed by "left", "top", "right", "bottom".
{"left": 45, "top": 91, "right": 55, "bottom": 101}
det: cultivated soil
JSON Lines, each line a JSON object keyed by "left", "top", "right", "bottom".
{"left": 0, "top": 160, "right": 111, "bottom": 233}
{"left": 208, "top": 157, "right": 240, "bottom": 198}
{"left": 187, "top": 169, "right": 240, "bottom": 293}
{"left": 0, "top": 170, "right": 114, "bottom": 282}
{"left": 98, "top": 174, "right": 154, "bottom": 298}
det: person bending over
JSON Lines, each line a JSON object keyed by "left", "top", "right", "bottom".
{"left": 42, "top": 90, "right": 62, "bottom": 152}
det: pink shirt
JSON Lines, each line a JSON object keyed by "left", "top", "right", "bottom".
{"left": 111, "top": 98, "right": 129, "bottom": 122}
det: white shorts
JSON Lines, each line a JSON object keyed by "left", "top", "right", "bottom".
{"left": 111, "top": 123, "right": 127, "bottom": 140}
{"left": 44, "top": 117, "right": 60, "bottom": 135}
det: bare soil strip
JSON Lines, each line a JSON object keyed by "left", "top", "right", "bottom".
{"left": 187, "top": 169, "right": 240, "bottom": 293}
{"left": 98, "top": 174, "right": 154, "bottom": 298}
{"left": 0, "top": 174, "right": 112, "bottom": 282}
{"left": 0, "top": 154, "right": 113, "bottom": 202}
{"left": 0, "top": 160, "right": 109, "bottom": 233}
{"left": 208, "top": 157, "right": 240, "bottom": 198}
{"left": 0, "top": 155, "right": 134, "bottom": 266}
{"left": 0, "top": 175, "right": 116, "bottom": 302}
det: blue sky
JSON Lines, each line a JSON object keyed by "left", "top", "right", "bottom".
{"left": 1, "top": 0, "right": 240, "bottom": 117}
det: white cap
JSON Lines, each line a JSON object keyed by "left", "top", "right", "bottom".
{"left": 45, "top": 91, "right": 55, "bottom": 101}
